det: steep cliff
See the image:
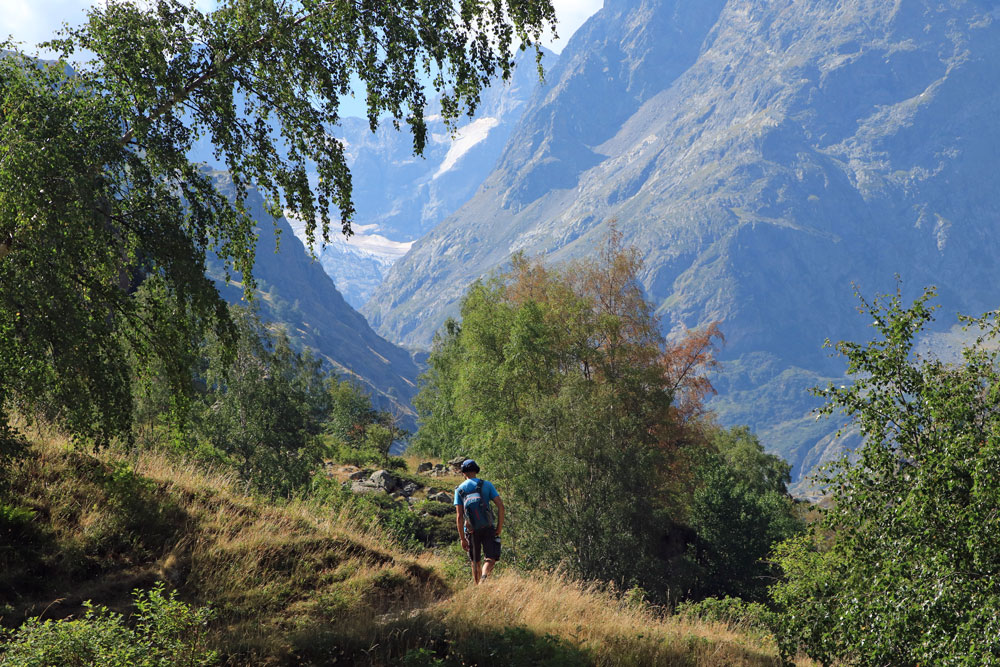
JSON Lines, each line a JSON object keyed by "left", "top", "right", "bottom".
{"left": 206, "top": 172, "right": 420, "bottom": 420}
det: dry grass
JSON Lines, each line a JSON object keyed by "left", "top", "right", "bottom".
{"left": 405, "top": 571, "right": 802, "bottom": 667}
{"left": 1, "top": 433, "right": 447, "bottom": 664}
{"left": 2, "top": 429, "right": 816, "bottom": 666}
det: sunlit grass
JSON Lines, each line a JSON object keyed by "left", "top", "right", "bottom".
{"left": 2, "top": 426, "right": 815, "bottom": 665}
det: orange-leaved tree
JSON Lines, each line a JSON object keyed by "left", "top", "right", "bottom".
{"left": 413, "top": 229, "right": 722, "bottom": 589}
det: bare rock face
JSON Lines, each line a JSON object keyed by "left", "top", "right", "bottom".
{"left": 365, "top": 0, "right": 1000, "bottom": 482}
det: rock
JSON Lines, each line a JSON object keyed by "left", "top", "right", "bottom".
{"left": 370, "top": 469, "right": 399, "bottom": 492}
{"left": 350, "top": 481, "right": 382, "bottom": 495}
{"left": 428, "top": 491, "right": 453, "bottom": 504}
{"left": 448, "top": 456, "right": 467, "bottom": 470}
{"left": 416, "top": 462, "right": 433, "bottom": 474}
{"left": 348, "top": 469, "right": 372, "bottom": 481}
{"left": 399, "top": 482, "right": 421, "bottom": 497}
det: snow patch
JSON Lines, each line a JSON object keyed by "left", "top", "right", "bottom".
{"left": 285, "top": 214, "right": 413, "bottom": 261}
{"left": 434, "top": 117, "right": 500, "bottom": 179}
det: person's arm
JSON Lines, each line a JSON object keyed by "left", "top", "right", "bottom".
{"left": 493, "top": 495, "right": 505, "bottom": 537}
{"left": 456, "top": 505, "right": 469, "bottom": 550}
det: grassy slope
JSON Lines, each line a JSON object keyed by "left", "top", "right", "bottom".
{"left": 0, "top": 429, "right": 809, "bottom": 666}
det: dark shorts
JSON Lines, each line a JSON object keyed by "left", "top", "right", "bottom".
{"left": 467, "top": 526, "right": 501, "bottom": 562}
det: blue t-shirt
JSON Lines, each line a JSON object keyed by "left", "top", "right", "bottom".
{"left": 453, "top": 478, "right": 499, "bottom": 506}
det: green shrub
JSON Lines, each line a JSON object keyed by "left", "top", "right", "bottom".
{"left": 0, "top": 583, "right": 217, "bottom": 666}
{"left": 770, "top": 287, "right": 1000, "bottom": 665}
{"left": 675, "top": 596, "right": 775, "bottom": 633}
{"left": 402, "top": 647, "right": 447, "bottom": 666}
{"left": 0, "top": 502, "right": 35, "bottom": 532}
{"left": 326, "top": 441, "right": 406, "bottom": 470}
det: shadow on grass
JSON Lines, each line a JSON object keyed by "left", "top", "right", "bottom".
{"left": 295, "top": 623, "right": 592, "bottom": 667}
{"left": 0, "top": 451, "right": 187, "bottom": 625}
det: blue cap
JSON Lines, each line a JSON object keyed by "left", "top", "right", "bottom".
{"left": 460, "top": 459, "right": 480, "bottom": 473}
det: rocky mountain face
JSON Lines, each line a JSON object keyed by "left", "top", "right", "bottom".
{"left": 205, "top": 172, "right": 421, "bottom": 423}
{"left": 364, "top": 0, "right": 1000, "bottom": 479}
{"left": 291, "top": 48, "right": 556, "bottom": 308}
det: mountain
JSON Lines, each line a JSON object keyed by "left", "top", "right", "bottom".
{"left": 364, "top": 0, "right": 1000, "bottom": 479}
{"left": 205, "top": 172, "right": 421, "bottom": 420}
{"left": 289, "top": 48, "right": 556, "bottom": 308}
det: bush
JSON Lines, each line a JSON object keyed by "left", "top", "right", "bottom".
{"left": 675, "top": 596, "right": 775, "bottom": 634}
{"left": 327, "top": 441, "right": 406, "bottom": 470}
{"left": 0, "top": 583, "right": 217, "bottom": 666}
{"left": 771, "top": 286, "right": 1000, "bottom": 665}
{"left": 686, "top": 429, "right": 802, "bottom": 602}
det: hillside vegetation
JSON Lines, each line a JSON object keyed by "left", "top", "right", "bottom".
{"left": 0, "top": 427, "right": 800, "bottom": 666}
{"left": 4, "top": 2, "right": 999, "bottom": 664}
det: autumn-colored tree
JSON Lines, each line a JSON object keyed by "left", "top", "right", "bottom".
{"left": 414, "top": 230, "right": 723, "bottom": 590}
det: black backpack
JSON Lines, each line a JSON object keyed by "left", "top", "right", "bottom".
{"left": 458, "top": 479, "right": 494, "bottom": 531}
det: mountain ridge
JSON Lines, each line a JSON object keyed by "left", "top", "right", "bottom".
{"left": 205, "top": 171, "right": 421, "bottom": 422}
{"left": 363, "top": 0, "right": 1000, "bottom": 476}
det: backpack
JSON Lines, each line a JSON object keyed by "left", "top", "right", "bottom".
{"left": 458, "top": 479, "right": 494, "bottom": 532}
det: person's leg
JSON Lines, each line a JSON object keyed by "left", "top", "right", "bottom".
{"left": 469, "top": 531, "right": 482, "bottom": 583}
{"left": 480, "top": 528, "right": 500, "bottom": 581}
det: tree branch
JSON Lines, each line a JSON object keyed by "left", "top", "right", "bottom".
{"left": 118, "top": 2, "right": 338, "bottom": 148}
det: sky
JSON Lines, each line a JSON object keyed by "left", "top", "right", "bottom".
{"left": 0, "top": 0, "right": 602, "bottom": 55}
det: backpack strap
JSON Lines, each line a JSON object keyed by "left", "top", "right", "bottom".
{"left": 458, "top": 479, "right": 483, "bottom": 504}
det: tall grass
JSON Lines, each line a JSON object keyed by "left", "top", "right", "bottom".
{"left": 2, "top": 426, "right": 814, "bottom": 665}
{"left": 391, "top": 572, "right": 800, "bottom": 666}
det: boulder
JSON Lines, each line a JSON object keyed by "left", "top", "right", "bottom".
{"left": 416, "top": 462, "right": 433, "bottom": 474}
{"left": 428, "top": 491, "right": 452, "bottom": 504}
{"left": 370, "top": 469, "right": 400, "bottom": 492}
{"left": 399, "top": 482, "right": 421, "bottom": 497}
{"left": 448, "top": 456, "right": 467, "bottom": 470}
{"left": 348, "top": 469, "right": 372, "bottom": 481}
{"left": 350, "top": 481, "right": 382, "bottom": 495}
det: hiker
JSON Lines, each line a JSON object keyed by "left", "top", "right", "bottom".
{"left": 454, "top": 459, "right": 504, "bottom": 584}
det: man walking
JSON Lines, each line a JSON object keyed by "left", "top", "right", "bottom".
{"left": 454, "top": 459, "right": 504, "bottom": 584}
